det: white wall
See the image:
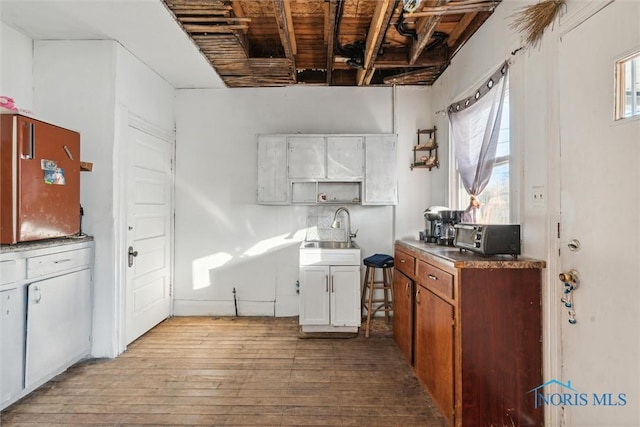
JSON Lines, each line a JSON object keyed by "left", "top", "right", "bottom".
{"left": 173, "top": 86, "right": 432, "bottom": 316}
{"left": 0, "top": 22, "right": 33, "bottom": 111}
{"left": 32, "top": 40, "right": 174, "bottom": 357}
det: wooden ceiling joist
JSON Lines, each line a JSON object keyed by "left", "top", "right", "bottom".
{"left": 178, "top": 17, "right": 251, "bottom": 23}
{"left": 383, "top": 67, "right": 442, "bottom": 85}
{"left": 408, "top": 0, "right": 499, "bottom": 17}
{"left": 325, "top": 0, "right": 338, "bottom": 85}
{"left": 409, "top": 0, "right": 451, "bottom": 65}
{"left": 272, "top": 0, "right": 297, "bottom": 82}
{"left": 183, "top": 24, "right": 248, "bottom": 33}
{"left": 356, "top": 0, "right": 397, "bottom": 86}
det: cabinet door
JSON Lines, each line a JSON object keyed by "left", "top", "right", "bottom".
{"left": 329, "top": 266, "right": 361, "bottom": 327}
{"left": 326, "top": 137, "right": 364, "bottom": 180}
{"left": 392, "top": 269, "right": 413, "bottom": 365}
{"left": 288, "top": 136, "right": 326, "bottom": 179}
{"left": 363, "top": 135, "right": 397, "bottom": 205}
{"left": 415, "top": 284, "right": 454, "bottom": 426}
{"left": 1, "top": 287, "right": 25, "bottom": 407}
{"left": 257, "top": 135, "right": 289, "bottom": 204}
{"left": 299, "top": 266, "right": 330, "bottom": 325}
{"left": 25, "top": 269, "right": 92, "bottom": 387}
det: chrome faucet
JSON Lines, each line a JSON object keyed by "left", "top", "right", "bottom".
{"left": 331, "top": 207, "right": 357, "bottom": 245}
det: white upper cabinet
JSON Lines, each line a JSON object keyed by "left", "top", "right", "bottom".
{"left": 257, "top": 135, "right": 289, "bottom": 204}
{"left": 288, "top": 136, "right": 326, "bottom": 179}
{"left": 326, "top": 136, "right": 364, "bottom": 180}
{"left": 257, "top": 134, "right": 397, "bottom": 205}
{"left": 363, "top": 135, "right": 397, "bottom": 205}
{"left": 289, "top": 136, "right": 364, "bottom": 180}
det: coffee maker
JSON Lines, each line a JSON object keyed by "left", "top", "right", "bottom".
{"left": 424, "top": 207, "right": 464, "bottom": 245}
{"left": 423, "top": 206, "right": 448, "bottom": 243}
{"left": 437, "top": 209, "right": 464, "bottom": 246}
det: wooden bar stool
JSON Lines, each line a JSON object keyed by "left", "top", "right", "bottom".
{"left": 361, "top": 254, "right": 394, "bottom": 338}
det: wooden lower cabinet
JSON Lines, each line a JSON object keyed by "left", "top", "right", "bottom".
{"left": 415, "top": 284, "right": 454, "bottom": 426}
{"left": 391, "top": 270, "right": 413, "bottom": 365}
{"left": 393, "top": 242, "right": 544, "bottom": 427}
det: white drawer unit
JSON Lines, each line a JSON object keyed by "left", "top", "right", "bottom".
{"left": 26, "top": 247, "right": 92, "bottom": 279}
{"left": 0, "top": 260, "right": 18, "bottom": 285}
{"left": 0, "top": 238, "right": 94, "bottom": 410}
{"left": 1, "top": 286, "right": 26, "bottom": 407}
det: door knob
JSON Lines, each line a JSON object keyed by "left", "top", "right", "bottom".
{"left": 559, "top": 269, "right": 579, "bottom": 284}
{"left": 128, "top": 246, "right": 138, "bottom": 268}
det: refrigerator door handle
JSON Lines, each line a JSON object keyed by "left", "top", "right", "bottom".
{"left": 25, "top": 122, "right": 35, "bottom": 159}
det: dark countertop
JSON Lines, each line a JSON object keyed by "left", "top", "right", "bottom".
{"left": 0, "top": 235, "right": 94, "bottom": 254}
{"left": 396, "top": 239, "right": 546, "bottom": 269}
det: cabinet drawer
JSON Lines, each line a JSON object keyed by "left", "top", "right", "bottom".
{"left": 0, "top": 261, "right": 18, "bottom": 286}
{"left": 417, "top": 260, "right": 453, "bottom": 299}
{"left": 26, "top": 248, "right": 91, "bottom": 279}
{"left": 395, "top": 248, "right": 415, "bottom": 277}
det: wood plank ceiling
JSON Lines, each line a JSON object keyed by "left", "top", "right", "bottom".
{"left": 162, "top": 0, "right": 501, "bottom": 87}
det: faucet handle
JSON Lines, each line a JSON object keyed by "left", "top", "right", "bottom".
{"left": 350, "top": 229, "right": 359, "bottom": 238}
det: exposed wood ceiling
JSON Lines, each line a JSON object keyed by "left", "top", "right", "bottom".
{"left": 162, "top": 0, "right": 501, "bottom": 88}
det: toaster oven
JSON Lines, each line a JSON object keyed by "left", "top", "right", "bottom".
{"left": 453, "top": 223, "right": 521, "bottom": 257}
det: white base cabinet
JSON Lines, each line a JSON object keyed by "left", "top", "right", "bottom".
{"left": 1, "top": 286, "right": 25, "bottom": 406}
{"left": 298, "top": 250, "right": 361, "bottom": 334}
{"left": 0, "top": 239, "right": 93, "bottom": 410}
{"left": 26, "top": 269, "right": 92, "bottom": 388}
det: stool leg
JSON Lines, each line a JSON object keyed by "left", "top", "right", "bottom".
{"left": 365, "top": 267, "right": 376, "bottom": 338}
{"left": 361, "top": 266, "right": 370, "bottom": 317}
{"left": 383, "top": 268, "right": 391, "bottom": 324}
{"left": 388, "top": 268, "right": 394, "bottom": 320}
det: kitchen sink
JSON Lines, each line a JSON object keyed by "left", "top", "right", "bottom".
{"left": 299, "top": 241, "right": 361, "bottom": 266}
{"left": 301, "top": 241, "right": 359, "bottom": 249}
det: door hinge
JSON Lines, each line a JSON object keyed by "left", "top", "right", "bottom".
{"left": 557, "top": 222, "right": 560, "bottom": 239}
{"left": 169, "top": 281, "right": 173, "bottom": 297}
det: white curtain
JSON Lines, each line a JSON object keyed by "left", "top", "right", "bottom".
{"left": 448, "top": 62, "right": 509, "bottom": 223}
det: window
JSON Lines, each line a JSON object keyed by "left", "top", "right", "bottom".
{"left": 457, "top": 84, "right": 510, "bottom": 223}
{"left": 616, "top": 52, "right": 640, "bottom": 120}
{"left": 453, "top": 80, "right": 511, "bottom": 224}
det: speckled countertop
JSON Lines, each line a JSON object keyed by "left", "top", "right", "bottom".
{"left": 396, "top": 239, "right": 546, "bottom": 269}
{"left": 0, "top": 235, "right": 94, "bottom": 253}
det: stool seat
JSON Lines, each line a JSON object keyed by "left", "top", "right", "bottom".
{"left": 363, "top": 254, "right": 394, "bottom": 268}
{"left": 361, "top": 254, "right": 394, "bottom": 338}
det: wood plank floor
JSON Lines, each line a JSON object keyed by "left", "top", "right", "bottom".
{"left": 1, "top": 316, "right": 446, "bottom": 426}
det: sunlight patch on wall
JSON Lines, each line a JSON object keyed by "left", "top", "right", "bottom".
{"left": 192, "top": 252, "right": 233, "bottom": 290}
{"left": 242, "top": 229, "right": 306, "bottom": 257}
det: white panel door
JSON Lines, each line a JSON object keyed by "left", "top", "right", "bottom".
{"left": 364, "top": 135, "right": 397, "bottom": 205}
{"left": 288, "top": 136, "right": 326, "bottom": 179}
{"left": 299, "top": 266, "right": 330, "bottom": 325}
{"left": 25, "top": 269, "right": 92, "bottom": 387}
{"left": 327, "top": 136, "right": 364, "bottom": 180}
{"left": 125, "top": 125, "right": 173, "bottom": 344}
{"left": 330, "top": 266, "right": 361, "bottom": 327}
{"left": 1, "top": 287, "right": 24, "bottom": 406}
{"left": 257, "top": 135, "right": 289, "bottom": 204}
{"left": 558, "top": 2, "right": 639, "bottom": 425}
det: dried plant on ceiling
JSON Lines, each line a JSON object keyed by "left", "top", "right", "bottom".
{"left": 510, "top": 0, "right": 565, "bottom": 49}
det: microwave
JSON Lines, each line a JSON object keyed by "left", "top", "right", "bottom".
{"left": 453, "top": 223, "right": 521, "bottom": 257}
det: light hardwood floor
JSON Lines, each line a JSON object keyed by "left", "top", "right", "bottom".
{"left": 1, "top": 316, "right": 446, "bottom": 426}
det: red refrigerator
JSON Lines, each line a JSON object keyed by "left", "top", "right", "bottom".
{"left": 1, "top": 113, "right": 81, "bottom": 244}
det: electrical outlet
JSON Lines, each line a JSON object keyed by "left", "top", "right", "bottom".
{"left": 532, "top": 185, "right": 545, "bottom": 208}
